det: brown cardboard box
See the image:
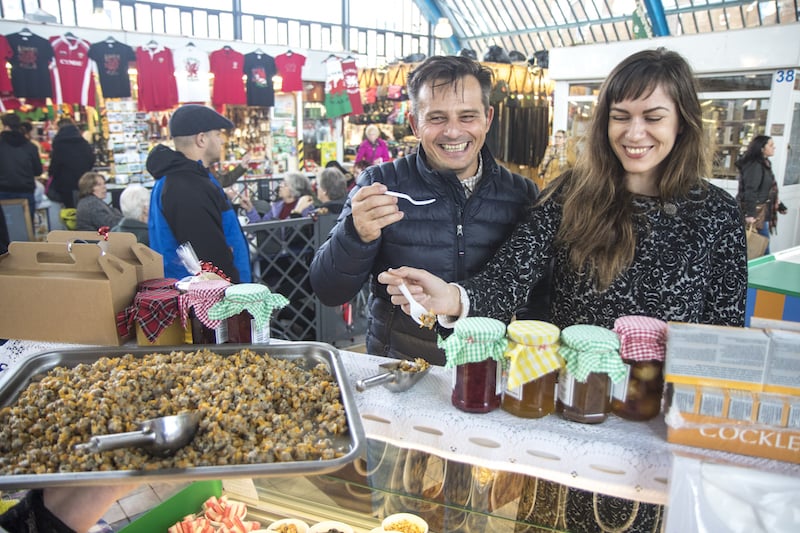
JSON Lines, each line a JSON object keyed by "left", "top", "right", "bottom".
{"left": 45, "top": 230, "right": 163, "bottom": 283}
{"left": 664, "top": 322, "right": 800, "bottom": 464}
{"left": 0, "top": 241, "right": 138, "bottom": 345}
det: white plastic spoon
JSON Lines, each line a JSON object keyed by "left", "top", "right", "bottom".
{"left": 397, "top": 282, "right": 430, "bottom": 326}
{"left": 385, "top": 190, "right": 436, "bottom": 206}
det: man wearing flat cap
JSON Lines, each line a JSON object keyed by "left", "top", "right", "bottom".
{"left": 147, "top": 104, "right": 251, "bottom": 282}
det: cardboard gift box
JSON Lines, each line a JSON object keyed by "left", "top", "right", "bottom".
{"left": 0, "top": 241, "right": 139, "bottom": 345}
{"left": 46, "top": 230, "right": 163, "bottom": 283}
{"left": 663, "top": 322, "right": 800, "bottom": 464}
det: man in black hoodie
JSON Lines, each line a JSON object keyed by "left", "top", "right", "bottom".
{"left": 0, "top": 112, "right": 42, "bottom": 222}
{"left": 48, "top": 117, "right": 95, "bottom": 208}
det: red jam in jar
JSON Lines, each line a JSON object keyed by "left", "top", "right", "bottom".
{"left": 452, "top": 359, "right": 502, "bottom": 413}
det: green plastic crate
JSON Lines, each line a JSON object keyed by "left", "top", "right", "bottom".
{"left": 119, "top": 480, "right": 222, "bottom": 533}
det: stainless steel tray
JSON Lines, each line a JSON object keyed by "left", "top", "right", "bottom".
{"left": 0, "top": 342, "right": 365, "bottom": 488}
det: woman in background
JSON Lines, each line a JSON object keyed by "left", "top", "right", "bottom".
{"left": 240, "top": 172, "right": 315, "bottom": 222}
{"left": 111, "top": 184, "right": 150, "bottom": 245}
{"left": 736, "top": 135, "right": 778, "bottom": 254}
{"left": 75, "top": 172, "right": 122, "bottom": 232}
{"left": 355, "top": 124, "right": 391, "bottom": 167}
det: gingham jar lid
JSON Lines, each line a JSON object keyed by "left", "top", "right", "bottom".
{"left": 613, "top": 315, "right": 667, "bottom": 362}
{"left": 438, "top": 316, "right": 508, "bottom": 368}
{"left": 208, "top": 283, "right": 289, "bottom": 329}
{"left": 559, "top": 324, "right": 626, "bottom": 383}
{"left": 179, "top": 279, "right": 232, "bottom": 329}
{"left": 505, "top": 320, "right": 562, "bottom": 388}
{"left": 507, "top": 320, "right": 560, "bottom": 346}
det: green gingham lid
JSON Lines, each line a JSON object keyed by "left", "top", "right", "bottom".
{"left": 207, "top": 283, "right": 289, "bottom": 330}
{"left": 558, "top": 324, "right": 626, "bottom": 383}
{"left": 438, "top": 316, "right": 508, "bottom": 369}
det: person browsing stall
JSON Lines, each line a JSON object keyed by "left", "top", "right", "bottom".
{"left": 239, "top": 172, "right": 315, "bottom": 222}
{"left": 147, "top": 104, "right": 251, "bottom": 283}
{"left": 314, "top": 166, "right": 349, "bottom": 216}
{"left": 75, "top": 172, "right": 123, "bottom": 231}
{"left": 310, "top": 55, "right": 539, "bottom": 364}
{"left": 380, "top": 48, "right": 747, "bottom": 330}
{"left": 48, "top": 117, "right": 95, "bottom": 208}
{"left": 111, "top": 183, "right": 151, "bottom": 245}
{"left": 0, "top": 113, "right": 42, "bottom": 220}
{"left": 736, "top": 135, "right": 784, "bottom": 255}
{"left": 355, "top": 124, "right": 392, "bottom": 167}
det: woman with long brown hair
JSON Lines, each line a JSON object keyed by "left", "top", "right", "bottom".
{"left": 379, "top": 47, "right": 747, "bottom": 329}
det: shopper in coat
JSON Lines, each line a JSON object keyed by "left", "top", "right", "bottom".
{"left": 48, "top": 118, "right": 95, "bottom": 208}
{"left": 75, "top": 172, "right": 123, "bottom": 231}
{"left": 354, "top": 124, "right": 392, "bottom": 166}
{"left": 381, "top": 48, "right": 747, "bottom": 331}
{"left": 310, "top": 55, "right": 539, "bottom": 364}
{"left": 111, "top": 183, "right": 150, "bottom": 245}
{"left": 314, "top": 166, "right": 348, "bottom": 216}
{"left": 0, "top": 113, "right": 42, "bottom": 221}
{"left": 735, "top": 135, "right": 778, "bottom": 254}
{"left": 239, "top": 172, "right": 315, "bottom": 222}
{"left": 147, "top": 104, "right": 251, "bottom": 283}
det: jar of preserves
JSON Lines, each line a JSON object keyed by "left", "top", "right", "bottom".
{"left": 502, "top": 320, "right": 562, "bottom": 419}
{"left": 131, "top": 287, "right": 185, "bottom": 346}
{"left": 207, "top": 283, "right": 289, "bottom": 344}
{"left": 611, "top": 315, "right": 668, "bottom": 421}
{"left": 178, "top": 279, "right": 232, "bottom": 344}
{"left": 439, "top": 316, "right": 508, "bottom": 413}
{"left": 137, "top": 277, "right": 179, "bottom": 292}
{"left": 556, "top": 324, "right": 626, "bottom": 424}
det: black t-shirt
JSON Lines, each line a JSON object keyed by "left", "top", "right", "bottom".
{"left": 6, "top": 31, "right": 53, "bottom": 98}
{"left": 244, "top": 51, "right": 277, "bottom": 107}
{"left": 89, "top": 39, "right": 136, "bottom": 98}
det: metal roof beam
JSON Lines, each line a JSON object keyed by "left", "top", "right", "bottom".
{"left": 412, "top": 0, "right": 461, "bottom": 52}
{"left": 642, "top": 0, "right": 670, "bottom": 36}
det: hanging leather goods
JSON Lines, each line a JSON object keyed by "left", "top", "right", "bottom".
{"left": 386, "top": 65, "right": 408, "bottom": 101}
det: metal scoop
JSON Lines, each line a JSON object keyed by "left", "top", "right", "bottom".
{"left": 356, "top": 360, "right": 431, "bottom": 393}
{"left": 75, "top": 412, "right": 200, "bottom": 457}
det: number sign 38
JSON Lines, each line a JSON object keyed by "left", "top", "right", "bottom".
{"left": 775, "top": 69, "right": 795, "bottom": 83}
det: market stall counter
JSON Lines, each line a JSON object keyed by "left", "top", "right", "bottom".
{"left": 1, "top": 340, "right": 799, "bottom": 532}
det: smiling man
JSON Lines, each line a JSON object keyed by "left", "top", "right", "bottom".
{"left": 310, "top": 55, "right": 538, "bottom": 364}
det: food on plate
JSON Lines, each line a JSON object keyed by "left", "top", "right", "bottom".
{"left": 0, "top": 349, "right": 348, "bottom": 475}
{"left": 383, "top": 519, "right": 423, "bottom": 533}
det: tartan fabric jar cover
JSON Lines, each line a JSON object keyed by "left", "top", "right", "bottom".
{"left": 137, "top": 278, "right": 179, "bottom": 291}
{"left": 179, "top": 279, "right": 232, "bottom": 329}
{"left": 613, "top": 315, "right": 667, "bottom": 362}
{"left": 117, "top": 287, "right": 182, "bottom": 342}
{"left": 505, "top": 320, "right": 562, "bottom": 389}
{"left": 559, "top": 324, "right": 626, "bottom": 383}
{"left": 438, "top": 316, "right": 508, "bottom": 369}
{"left": 207, "top": 283, "right": 289, "bottom": 330}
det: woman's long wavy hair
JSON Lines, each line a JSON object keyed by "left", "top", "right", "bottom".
{"left": 546, "top": 47, "right": 711, "bottom": 290}
{"left": 734, "top": 135, "right": 771, "bottom": 170}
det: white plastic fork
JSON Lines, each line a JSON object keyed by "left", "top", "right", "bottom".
{"left": 397, "top": 282, "right": 430, "bottom": 326}
{"left": 385, "top": 190, "right": 436, "bottom": 206}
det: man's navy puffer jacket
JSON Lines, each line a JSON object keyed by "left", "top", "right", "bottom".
{"left": 310, "top": 145, "right": 538, "bottom": 364}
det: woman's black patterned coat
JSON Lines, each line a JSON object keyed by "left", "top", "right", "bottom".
{"left": 463, "top": 182, "right": 747, "bottom": 328}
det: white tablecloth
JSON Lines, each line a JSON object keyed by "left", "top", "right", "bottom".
{"left": 2, "top": 340, "right": 798, "bottom": 505}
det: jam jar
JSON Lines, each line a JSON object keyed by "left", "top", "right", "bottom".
{"left": 439, "top": 316, "right": 508, "bottom": 413}
{"left": 501, "top": 320, "right": 562, "bottom": 419}
{"left": 132, "top": 287, "right": 185, "bottom": 346}
{"left": 611, "top": 315, "right": 668, "bottom": 421}
{"left": 208, "top": 283, "right": 289, "bottom": 344}
{"left": 556, "top": 324, "right": 626, "bottom": 424}
{"left": 179, "top": 279, "right": 231, "bottom": 344}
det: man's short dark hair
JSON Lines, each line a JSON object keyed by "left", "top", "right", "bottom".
{"left": 406, "top": 55, "right": 494, "bottom": 117}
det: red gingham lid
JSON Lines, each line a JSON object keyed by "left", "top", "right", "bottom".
{"left": 613, "top": 315, "right": 667, "bottom": 362}
{"left": 179, "top": 279, "right": 231, "bottom": 329}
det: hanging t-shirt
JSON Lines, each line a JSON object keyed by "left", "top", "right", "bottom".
{"left": 6, "top": 31, "right": 53, "bottom": 99}
{"left": 340, "top": 58, "right": 363, "bottom": 115}
{"left": 173, "top": 44, "right": 211, "bottom": 103}
{"left": 244, "top": 51, "right": 276, "bottom": 107}
{"left": 135, "top": 43, "right": 179, "bottom": 112}
{"left": 323, "top": 57, "right": 352, "bottom": 119}
{"left": 209, "top": 47, "right": 246, "bottom": 106}
{"left": 88, "top": 39, "right": 136, "bottom": 98}
{"left": 0, "top": 35, "right": 13, "bottom": 94}
{"left": 275, "top": 52, "right": 306, "bottom": 92}
{"left": 49, "top": 34, "right": 97, "bottom": 107}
